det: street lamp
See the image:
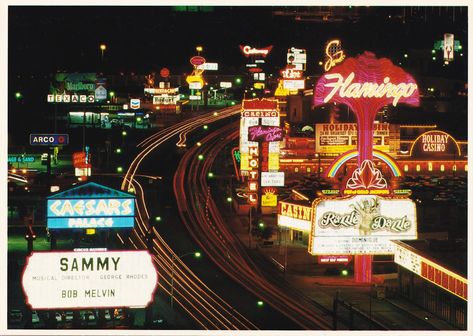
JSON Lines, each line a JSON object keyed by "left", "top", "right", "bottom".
{"left": 100, "top": 44, "right": 107, "bottom": 61}
{"left": 196, "top": 45, "right": 203, "bottom": 55}
{"left": 170, "top": 251, "right": 202, "bottom": 308}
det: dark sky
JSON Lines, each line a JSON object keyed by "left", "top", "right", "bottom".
{"left": 8, "top": 6, "right": 468, "bottom": 77}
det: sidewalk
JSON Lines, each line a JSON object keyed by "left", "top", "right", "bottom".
{"left": 226, "top": 213, "right": 459, "bottom": 330}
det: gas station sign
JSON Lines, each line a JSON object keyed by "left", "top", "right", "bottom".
{"left": 30, "top": 134, "right": 69, "bottom": 146}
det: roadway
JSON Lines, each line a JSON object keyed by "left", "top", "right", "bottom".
{"left": 173, "top": 120, "right": 333, "bottom": 330}
{"left": 119, "top": 105, "right": 261, "bottom": 329}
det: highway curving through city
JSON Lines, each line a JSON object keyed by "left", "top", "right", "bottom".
{"left": 173, "top": 120, "right": 333, "bottom": 330}
{"left": 119, "top": 106, "right": 259, "bottom": 330}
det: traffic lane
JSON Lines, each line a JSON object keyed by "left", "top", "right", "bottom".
{"left": 174, "top": 123, "right": 332, "bottom": 329}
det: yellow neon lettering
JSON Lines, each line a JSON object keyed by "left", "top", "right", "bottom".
{"left": 62, "top": 201, "right": 74, "bottom": 216}
{"left": 85, "top": 200, "right": 96, "bottom": 216}
{"left": 121, "top": 199, "right": 132, "bottom": 215}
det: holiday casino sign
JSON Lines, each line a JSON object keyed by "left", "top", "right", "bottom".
{"left": 410, "top": 130, "right": 461, "bottom": 159}
{"left": 22, "top": 250, "right": 157, "bottom": 309}
{"left": 308, "top": 195, "right": 417, "bottom": 255}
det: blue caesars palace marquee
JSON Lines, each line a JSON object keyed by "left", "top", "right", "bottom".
{"left": 47, "top": 182, "right": 135, "bottom": 229}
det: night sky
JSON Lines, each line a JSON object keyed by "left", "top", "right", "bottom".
{"left": 8, "top": 6, "right": 468, "bottom": 77}
{"left": 8, "top": 6, "right": 468, "bottom": 142}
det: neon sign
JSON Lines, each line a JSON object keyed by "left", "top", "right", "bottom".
{"left": 47, "top": 198, "right": 135, "bottom": 229}
{"left": 314, "top": 51, "right": 419, "bottom": 163}
{"left": 190, "top": 56, "right": 206, "bottom": 66}
{"left": 280, "top": 68, "right": 303, "bottom": 79}
{"left": 309, "top": 196, "right": 417, "bottom": 255}
{"left": 279, "top": 202, "right": 312, "bottom": 221}
{"left": 324, "top": 40, "right": 346, "bottom": 72}
{"left": 322, "top": 72, "right": 418, "bottom": 107}
{"left": 248, "top": 126, "right": 283, "bottom": 142}
{"left": 409, "top": 130, "right": 461, "bottom": 159}
{"left": 240, "top": 45, "right": 273, "bottom": 57}
{"left": 393, "top": 242, "right": 467, "bottom": 301}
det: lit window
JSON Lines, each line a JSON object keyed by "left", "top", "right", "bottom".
{"left": 404, "top": 165, "right": 409, "bottom": 172}
{"left": 428, "top": 162, "right": 433, "bottom": 171}
{"left": 465, "top": 165, "right": 468, "bottom": 172}
{"left": 306, "top": 167, "right": 311, "bottom": 173}
{"left": 294, "top": 167, "right": 299, "bottom": 173}
{"left": 416, "top": 164, "right": 421, "bottom": 172}
{"left": 440, "top": 164, "right": 445, "bottom": 172}
{"left": 453, "top": 165, "right": 457, "bottom": 172}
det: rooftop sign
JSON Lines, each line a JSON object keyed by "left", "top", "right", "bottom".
{"left": 47, "top": 182, "right": 135, "bottom": 230}
{"left": 240, "top": 45, "right": 273, "bottom": 58}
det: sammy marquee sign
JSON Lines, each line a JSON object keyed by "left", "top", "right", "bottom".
{"left": 309, "top": 195, "right": 417, "bottom": 255}
{"left": 22, "top": 250, "right": 158, "bottom": 309}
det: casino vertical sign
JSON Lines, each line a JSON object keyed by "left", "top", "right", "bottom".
{"left": 22, "top": 251, "right": 158, "bottom": 309}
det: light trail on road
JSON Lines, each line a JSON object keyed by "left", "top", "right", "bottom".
{"left": 173, "top": 120, "right": 333, "bottom": 330}
{"left": 118, "top": 106, "right": 258, "bottom": 330}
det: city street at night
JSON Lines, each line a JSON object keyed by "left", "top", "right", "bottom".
{"left": 3, "top": 3, "right": 471, "bottom": 336}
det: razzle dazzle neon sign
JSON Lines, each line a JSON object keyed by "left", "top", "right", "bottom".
{"left": 314, "top": 51, "right": 420, "bottom": 163}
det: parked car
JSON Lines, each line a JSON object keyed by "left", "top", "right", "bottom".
{"left": 31, "top": 311, "right": 40, "bottom": 324}
{"left": 8, "top": 309, "right": 23, "bottom": 324}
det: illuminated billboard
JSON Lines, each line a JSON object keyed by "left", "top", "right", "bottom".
{"left": 47, "top": 182, "right": 135, "bottom": 230}
{"left": 240, "top": 45, "right": 273, "bottom": 58}
{"left": 47, "top": 199, "right": 135, "bottom": 229}
{"left": 314, "top": 51, "right": 419, "bottom": 163}
{"left": 409, "top": 130, "right": 461, "bottom": 159}
{"left": 261, "top": 172, "right": 285, "bottom": 187}
{"left": 324, "top": 40, "right": 346, "bottom": 72}
{"left": 393, "top": 241, "right": 467, "bottom": 301}
{"left": 309, "top": 195, "right": 417, "bottom": 255}
{"left": 287, "top": 47, "right": 306, "bottom": 71}
{"left": 248, "top": 125, "right": 283, "bottom": 142}
{"left": 22, "top": 250, "right": 158, "bottom": 309}
{"left": 444, "top": 33, "right": 454, "bottom": 61}
{"left": 315, "top": 123, "right": 391, "bottom": 154}
{"left": 153, "top": 95, "right": 179, "bottom": 105}
{"left": 282, "top": 80, "right": 305, "bottom": 90}
{"left": 239, "top": 99, "right": 280, "bottom": 172}
{"left": 278, "top": 201, "right": 312, "bottom": 232}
